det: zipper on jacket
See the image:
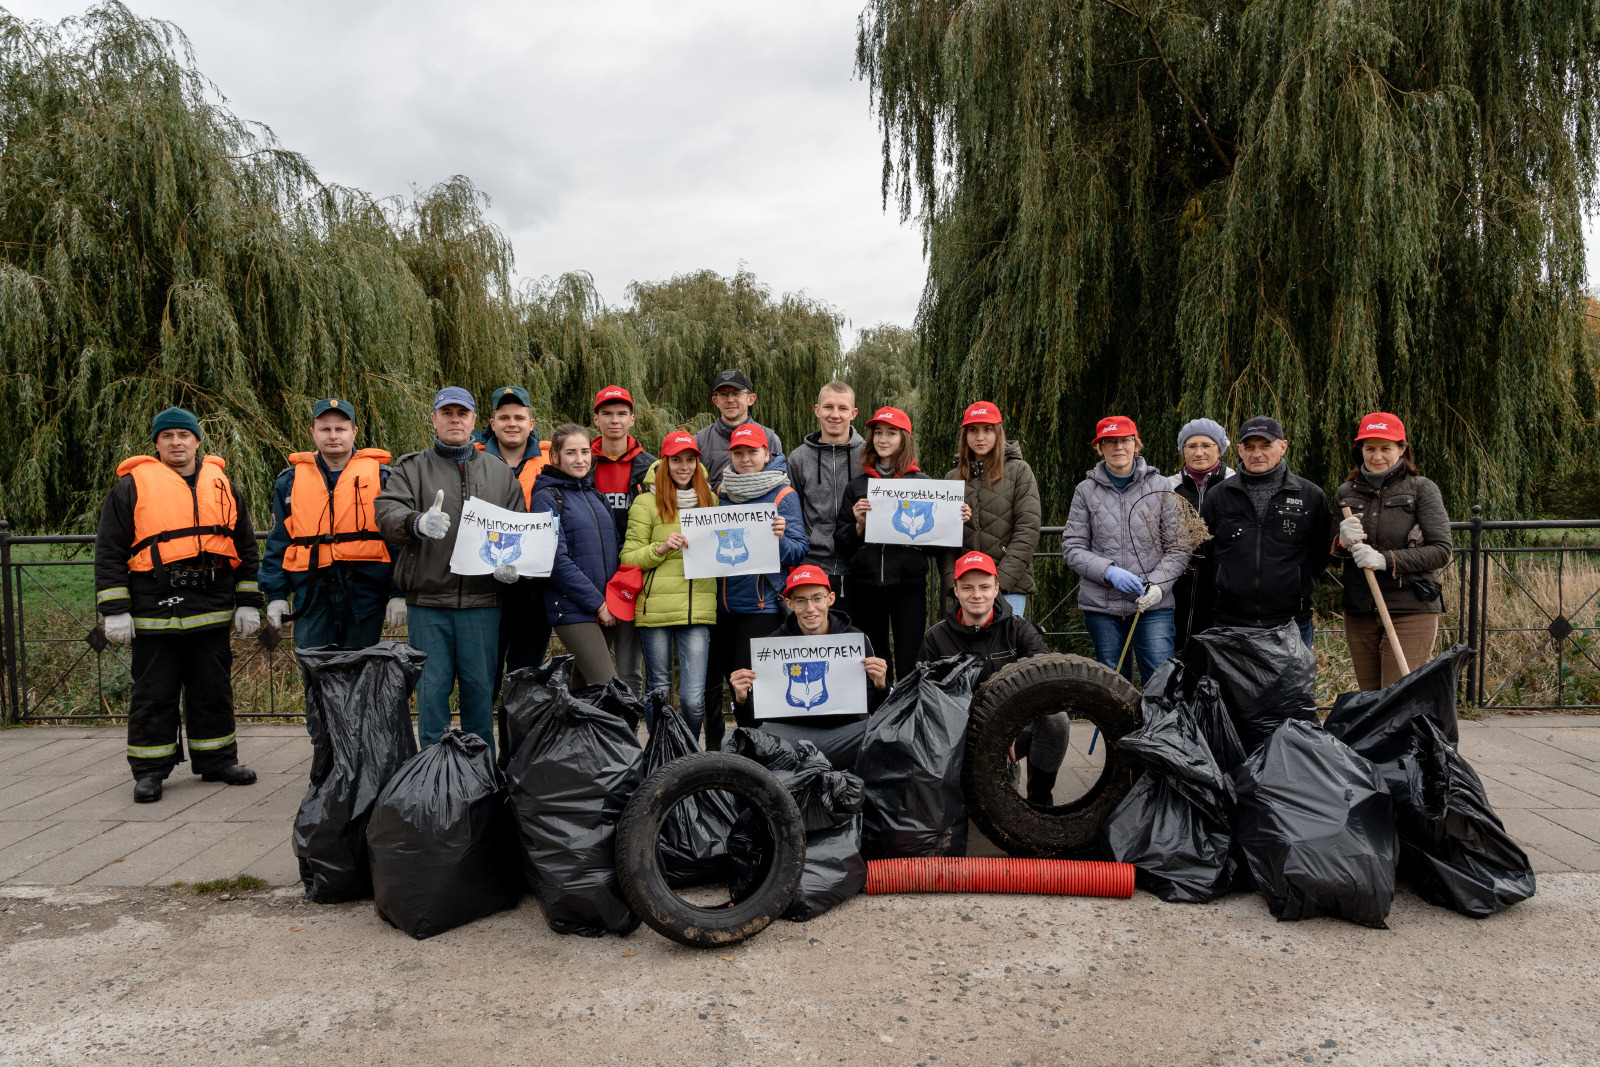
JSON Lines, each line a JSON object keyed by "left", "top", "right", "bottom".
{"left": 457, "top": 460, "right": 467, "bottom": 608}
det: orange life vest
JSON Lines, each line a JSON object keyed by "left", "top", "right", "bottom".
{"left": 479, "top": 439, "right": 552, "bottom": 507}
{"left": 119, "top": 455, "right": 241, "bottom": 572}
{"left": 282, "top": 449, "right": 392, "bottom": 571}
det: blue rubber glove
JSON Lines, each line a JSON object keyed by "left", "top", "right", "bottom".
{"left": 1104, "top": 565, "right": 1146, "bottom": 597}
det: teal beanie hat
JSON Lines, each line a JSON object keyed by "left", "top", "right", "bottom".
{"left": 150, "top": 407, "right": 201, "bottom": 441}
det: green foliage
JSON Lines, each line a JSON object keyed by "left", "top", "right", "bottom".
{"left": 844, "top": 323, "right": 923, "bottom": 442}
{"left": 858, "top": 0, "right": 1600, "bottom": 520}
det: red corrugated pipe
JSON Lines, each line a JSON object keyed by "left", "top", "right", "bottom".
{"left": 865, "top": 857, "right": 1135, "bottom": 899}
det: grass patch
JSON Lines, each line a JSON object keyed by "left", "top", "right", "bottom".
{"left": 188, "top": 875, "right": 269, "bottom": 894}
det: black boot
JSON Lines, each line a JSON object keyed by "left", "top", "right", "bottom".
{"left": 1026, "top": 768, "right": 1058, "bottom": 807}
{"left": 201, "top": 763, "right": 257, "bottom": 785}
{"left": 133, "top": 775, "right": 163, "bottom": 803}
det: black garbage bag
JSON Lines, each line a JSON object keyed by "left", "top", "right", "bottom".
{"left": 293, "top": 642, "right": 424, "bottom": 903}
{"left": 1100, "top": 660, "right": 1242, "bottom": 903}
{"left": 367, "top": 730, "right": 521, "bottom": 939}
{"left": 1380, "top": 718, "right": 1535, "bottom": 918}
{"left": 1234, "top": 719, "right": 1396, "bottom": 926}
{"left": 1324, "top": 646, "right": 1470, "bottom": 763}
{"left": 726, "top": 730, "right": 867, "bottom": 921}
{"left": 641, "top": 692, "right": 738, "bottom": 887}
{"left": 1183, "top": 621, "right": 1316, "bottom": 753}
{"left": 857, "top": 656, "right": 984, "bottom": 859}
{"left": 500, "top": 656, "right": 575, "bottom": 765}
{"left": 505, "top": 677, "right": 645, "bottom": 937}
{"left": 1192, "top": 675, "right": 1247, "bottom": 775}
{"left": 760, "top": 718, "right": 871, "bottom": 771}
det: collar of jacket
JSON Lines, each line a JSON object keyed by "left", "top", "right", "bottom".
{"left": 592, "top": 435, "right": 643, "bottom": 463}
{"left": 433, "top": 439, "right": 477, "bottom": 464}
{"left": 1088, "top": 456, "right": 1159, "bottom": 489}
{"left": 711, "top": 417, "right": 751, "bottom": 442}
{"left": 1217, "top": 464, "right": 1309, "bottom": 501}
{"left": 773, "top": 608, "right": 860, "bottom": 637}
{"left": 1345, "top": 469, "right": 1412, "bottom": 497}
{"left": 801, "top": 429, "right": 864, "bottom": 453}
{"left": 481, "top": 429, "right": 538, "bottom": 459}
{"left": 945, "top": 595, "right": 1015, "bottom": 633}
{"left": 532, "top": 466, "right": 592, "bottom": 492}
{"left": 868, "top": 463, "right": 922, "bottom": 478}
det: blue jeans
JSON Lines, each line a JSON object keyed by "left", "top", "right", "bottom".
{"left": 408, "top": 605, "right": 500, "bottom": 756}
{"left": 1297, "top": 616, "right": 1315, "bottom": 652}
{"left": 1084, "top": 609, "right": 1175, "bottom": 687}
{"left": 639, "top": 624, "right": 711, "bottom": 737}
{"left": 1003, "top": 594, "right": 1028, "bottom": 618}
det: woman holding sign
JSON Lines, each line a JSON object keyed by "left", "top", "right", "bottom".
{"left": 834, "top": 407, "right": 965, "bottom": 683}
{"left": 530, "top": 424, "right": 622, "bottom": 688}
{"left": 702, "top": 422, "right": 809, "bottom": 751}
{"left": 940, "top": 401, "right": 1042, "bottom": 618}
{"left": 621, "top": 431, "right": 719, "bottom": 735}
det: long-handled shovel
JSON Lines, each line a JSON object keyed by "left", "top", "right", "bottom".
{"left": 1342, "top": 506, "right": 1410, "bottom": 677}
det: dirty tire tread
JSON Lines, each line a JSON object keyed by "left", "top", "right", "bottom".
{"left": 615, "top": 752, "right": 805, "bottom": 948}
{"left": 963, "top": 653, "right": 1142, "bottom": 858}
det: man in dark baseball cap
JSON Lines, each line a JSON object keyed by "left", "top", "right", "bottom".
{"left": 694, "top": 368, "right": 785, "bottom": 484}
{"left": 1193, "top": 415, "right": 1331, "bottom": 657}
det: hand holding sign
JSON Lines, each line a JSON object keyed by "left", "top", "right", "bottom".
{"left": 864, "top": 478, "right": 967, "bottom": 548}
{"left": 449, "top": 497, "right": 559, "bottom": 578}
{"left": 750, "top": 634, "right": 869, "bottom": 719}
{"left": 680, "top": 504, "right": 782, "bottom": 579}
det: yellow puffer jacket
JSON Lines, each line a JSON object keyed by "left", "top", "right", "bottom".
{"left": 620, "top": 462, "right": 718, "bottom": 628}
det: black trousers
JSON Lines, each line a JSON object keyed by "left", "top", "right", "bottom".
{"left": 127, "top": 628, "right": 238, "bottom": 779}
{"left": 703, "top": 611, "right": 782, "bottom": 752}
{"left": 851, "top": 581, "right": 927, "bottom": 685}
{"left": 494, "top": 580, "right": 552, "bottom": 764}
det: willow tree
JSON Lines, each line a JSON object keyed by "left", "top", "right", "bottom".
{"left": 626, "top": 269, "right": 845, "bottom": 453}
{"left": 844, "top": 324, "right": 923, "bottom": 435}
{"left": 859, "top": 0, "right": 1600, "bottom": 518}
{"left": 0, "top": 4, "right": 521, "bottom": 529}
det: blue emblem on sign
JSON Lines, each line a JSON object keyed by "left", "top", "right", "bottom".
{"left": 892, "top": 499, "right": 936, "bottom": 540}
{"left": 785, "top": 661, "right": 830, "bottom": 710}
{"left": 715, "top": 528, "right": 749, "bottom": 566}
{"left": 479, "top": 529, "right": 523, "bottom": 568}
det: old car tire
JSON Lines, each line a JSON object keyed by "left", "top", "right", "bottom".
{"left": 963, "top": 653, "right": 1142, "bottom": 857}
{"left": 615, "top": 752, "right": 804, "bottom": 948}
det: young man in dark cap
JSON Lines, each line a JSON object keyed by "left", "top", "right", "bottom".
{"left": 694, "top": 368, "right": 785, "bottom": 485}
{"left": 375, "top": 387, "right": 525, "bottom": 754}
{"left": 260, "top": 398, "right": 399, "bottom": 654}
{"left": 1193, "top": 416, "right": 1332, "bottom": 648}
{"left": 94, "top": 407, "right": 263, "bottom": 803}
{"left": 590, "top": 385, "right": 654, "bottom": 696}
{"left": 481, "top": 385, "right": 553, "bottom": 694}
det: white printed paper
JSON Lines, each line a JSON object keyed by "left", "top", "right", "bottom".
{"left": 680, "top": 504, "right": 781, "bottom": 579}
{"left": 448, "top": 497, "right": 558, "bottom": 578}
{"left": 750, "top": 633, "right": 869, "bottom": 720}
{"left": 864, "top": 478, "right": 966, "bottom": 548}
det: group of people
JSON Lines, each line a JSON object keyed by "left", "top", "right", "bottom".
{"left": 93, "top": 369, "right": 1451, "bottom": 805}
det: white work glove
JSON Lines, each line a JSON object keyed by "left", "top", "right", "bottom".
{"left": 1352, "top": 543, "right": 1386, "bottom": 571}
{"left": 266, "top": 599, "right": 290, "bottom": 629}
{"left": 415, "top": 489, "right": 451, "bottom": 539}
{"left": 102, "top": 613, "right": 134, "bottom": 646}
{"left": 233, "top": 606, "right": 261, "bottom": 639}
{"left": 493, "top": 563, "right": 518, "bottom": 584}
{"left": 385, "top": 597, "right": 408, "bottom": 630}
{"left": 1135, "top": 584, "right": 1163, "bottom": 613}
{"left": 1339, "top": 515, "right": 1367, "bottom": 547}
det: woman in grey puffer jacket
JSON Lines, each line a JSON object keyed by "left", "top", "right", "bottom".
{"left": 1062, "top": 416, "right": 1191, "bottom": 685}
{"left": 940, "top": 401, "right": 1042, "bottom": 616}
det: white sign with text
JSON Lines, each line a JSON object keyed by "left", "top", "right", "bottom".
{"left": 680, "top": 503, "right": 781, "bottom": 579}
{"left": 448, "top": 497, "right": 558, "bottom": 578}
{"left": 864, "top": 478, "right": 966, "bottom": 548}
{"left": 750, "top": 633, "right": 869, "bottom": 720}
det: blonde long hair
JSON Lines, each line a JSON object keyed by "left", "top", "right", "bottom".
{"left": 957, "top": 423, "right": 1008, "bottom": 488}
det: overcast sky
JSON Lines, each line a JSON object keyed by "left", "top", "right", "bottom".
{"left": 11, "top": 0, "right": 929, "bottom": 346}
{"left": 11, "top": 0, "right": 1600, "bottom": 344}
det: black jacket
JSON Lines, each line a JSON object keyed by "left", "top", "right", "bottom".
{"left": 1195, "top": 466, "right": 1332, "bottom": 629}
{"left": 832, "top": 470, "right": 936, "bottom": 588}
{"left": 95, "top": 461, "right": 262, "bottom": 632}
{"left": 1169, "top": 465, "right": 1233, "bottom": 647}
{"left": 732, "top": 610, "right": 889, "bottom": 726}
{"left": 917, "top": 597, "right": 1050, "bottom": 687}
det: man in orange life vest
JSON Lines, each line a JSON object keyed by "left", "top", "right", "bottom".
{"left": 94, "top": 407, "right": 263, "bottom": 804}
{"left": 590, "top": 384, "right": 654, "bottom": 696}
{"left": 260, "top": 398, "right": 400, "bottom": 652}
{"left": 479, "top": 386, "right": 553, "bottom": 689}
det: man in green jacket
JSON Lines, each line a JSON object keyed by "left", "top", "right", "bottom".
{"left": 375, "top": 387, "right": 525, "bottom": 753}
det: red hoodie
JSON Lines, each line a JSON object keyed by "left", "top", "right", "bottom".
{"left": 590, "top": 435, "right": 654, "bottom": 538}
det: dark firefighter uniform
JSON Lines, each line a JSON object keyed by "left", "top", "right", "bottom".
{"left": 259, "top": 446, "right": 395, "bottom": 650}
{"left": 480, "top": 389, "right": 554, "bottom": 699}
{"left": 95, "top": 452, "right": 262, "bottom": 779}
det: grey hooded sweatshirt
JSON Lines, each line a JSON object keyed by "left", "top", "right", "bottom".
{"left": 787, "top": 428, "right": 866, "bottom": 575}
{"left": 1062, "top": 457, "right": 1192, "bottom": 618}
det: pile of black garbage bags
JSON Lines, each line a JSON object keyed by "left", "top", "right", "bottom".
{"left": 291, "top": 645, "right": 986, "bottom": 941}
{"left": 1100, "top": 621, "right": 1536, "bottom": 926}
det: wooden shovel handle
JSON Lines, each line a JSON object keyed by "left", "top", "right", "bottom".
{"left": 1342, "top": 506, "right": 1411, "bottom": 677}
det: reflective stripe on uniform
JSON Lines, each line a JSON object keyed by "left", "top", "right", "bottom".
{"left": 131, "top": 611, "right": 234, "bottom": 632}
{"left": 187, "top": 733, "right": 236, "bottom": 752}
{"left": 127, "top": 742, "right": 178, "bottom": 759}
{"left": 96, "top": 586, "right": 130, "bottom": 604}
{"left": 234, "top": 580, "right": 259, "bottom": 593}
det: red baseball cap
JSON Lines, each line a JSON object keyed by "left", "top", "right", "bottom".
{"left": 1092, "top": 415, "right": 1139, "bottom": 443}
{"left": 866, "top": 406, "right": 913, "bottom": 433}
{"left": 604, "top": 565, "right": 644, "bottom": 622}
{"left": 594, "top": 385, "right": 633, "bottom": 411}
{"left": 728, "top": 423, "right": 769, "bottom": 450}
{"left": 660, "top": 430, "right": 700, "bottom": 456}
{"left": 962, "top": 401, "right": 1002, "bottom": 426}
{"left": 1355, "top": 412, "right": 1406, "bottom": 443}
{"left": 783, "top": 565, "right": 833, "bottom": 595}
{"left": 952, "top": 551, "right": 998, "bottom": 580}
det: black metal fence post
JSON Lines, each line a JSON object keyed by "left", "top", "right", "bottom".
{"left": 0, "top": 521, "right": 15, "bottom": 723}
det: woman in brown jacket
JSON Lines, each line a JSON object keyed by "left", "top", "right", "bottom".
{"left": 1332, "top": 412, "right": 1452, "bottom": 689}
{"left": 941, "top": 402, "right": 1042, "bottom": 617}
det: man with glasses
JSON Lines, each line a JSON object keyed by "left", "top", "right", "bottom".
{"left": 728, "top": 565, "right": 888, "bottom": 770}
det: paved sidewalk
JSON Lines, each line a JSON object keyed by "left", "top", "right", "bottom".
{"left": 0, "top": 715, "right": 1596, "bottom": 888}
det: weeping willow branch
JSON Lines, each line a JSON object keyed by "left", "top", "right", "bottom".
{"left": 1098, "top": 0, "right": 1232, "bottom": 171}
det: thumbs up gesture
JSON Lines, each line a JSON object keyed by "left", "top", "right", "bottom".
{"left": 416, "top": 489, "right": 452, "bottom": 539}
